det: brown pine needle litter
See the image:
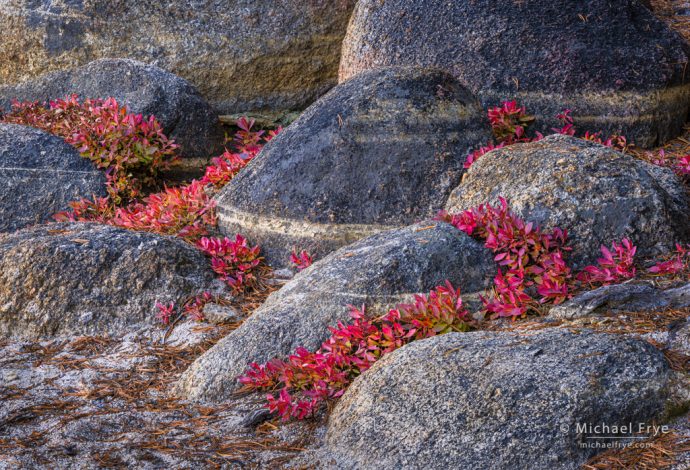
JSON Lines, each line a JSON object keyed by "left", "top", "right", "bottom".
{"left": 0, "top": 303, "right": 312, "bottom": 467}
{"left": 583, "top": 430, "right": 690, "bottom": 470}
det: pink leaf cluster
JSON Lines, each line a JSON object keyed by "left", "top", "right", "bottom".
{"left": 290, "top": 250, "right": 314, "bottom": 271}
{"left": 2, "top": 95, "right": 178, "bottom": 202}
{"left": 55, "top": 113, "right": 278, "bottom": 246}
{"left": 55, "top": 180, "right": 216, "bottom": 240}
{"left": 648, "top": 244, "right": 690, "bottom": 278}
{"left": 201, "top": 118, "right": 279, "bottom": 188}
{"left": 155, "top": 302, "right": 176, "bottom": 325}
{"left": 197, "top": 235, "right": 263, "bottom": 293}
{"left": 111, "top": 180, "right": 216, "bottom": 240}
{"left": 652, "top": 150, "right": 690, "bottom": 179}
{"left": 238, "top": 282, "right": 471, "bottom": 420}
{"left": 154, "top": 292, "right": 215, "bottom": 325}
{"left": 183, "top": 292, "right": 214, "bottom": 322}
{"left": 465, "top": 101, "right": 627, "bottom": 169}
{"left": 487, "top": 100, "right": 536, "bottom": 142}
{"left": 437, "top": 197, "right": 572, "bottom": 318}
{"left": 577, "top": 239, "right": 637, "bottom": 286}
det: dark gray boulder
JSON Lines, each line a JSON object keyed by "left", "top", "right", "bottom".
{"left": 0, "top": 59, "right": 224, "bottom": 159}
{"left": 549, "top": 282, "right": 690, "bottom": 320}
{"left": 0, "top": 222, "right": 224, "bottom": 339}
{"left": 323, "top": 329, "right": 672, "bottom": 470}
{"left": 339, "top": 0, "right": 690, "bottom": 147}
{"left": 175, "top": 221, "right": 496, "bottom": 402}
{"left": 215, "top": 67, "right": 493, "bottom": 266}
{"left": 445, "top": 135, "right": 690, "bottom": 269}
{"left": 0, "top": 0, "right": 356, "bottom": 114}
{"left": 0, "top": 123, "right": 106, "bottom": 233}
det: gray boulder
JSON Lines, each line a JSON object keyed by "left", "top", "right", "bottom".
{"left": 215, "top": 67, "right": 493, "bottom": 266}
{"left": 0, "top": 59, "right": 224, "bottom": 159}
{"left": 339, "top": 0, "right": 690, "bottom": 147}
{"left": 445, "top": 135, "right": 690, "bottom": 269}
{"left": 175, "top": 221, "right": 496, "bottom": 402}
{"left": 0, "top": 0, "right": 357, "bottom": 114}
{"left": 323, "top": 329, "right": 672, "bottom": 470}
{"left": 549, "top": 282, "right": 690, "bottom": 320}
{"left": 0, "top": 222, "right": 224, "bottom": 339}
{"left": 0, "top": 123, "right": 106, "bottom": 233}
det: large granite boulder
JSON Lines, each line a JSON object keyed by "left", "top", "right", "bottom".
{"left": 0, "top": 59, "right": 224, "bottom": 159}
{"left": 215, "top": 67, "right": 493, "bottom": 266}
{"left": 322, "top": 329, "right": 672, "bottom": 470}
{"left": 0, "top": 223, "right": 224, "bottom": 339}
{"left": 0, "top": 123, "right": 106, "bottom": 233}
{"left": 0, "top": 0, "right": 357, "bottom": 114}
{"left": 175, "top": 221, "right": 496, "bottom": 402}
{"left": 339, "top": 0, "right": 690, "bottom": 147}
{"left": 445, "top": 135, "right": 690, "bottom": 269}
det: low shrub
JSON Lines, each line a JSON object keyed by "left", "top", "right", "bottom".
{"left": 238, "top": 281, "right": 471, "bottom": 420}
{"left": 1, "top": 95, "right": 178, "bottom": 203}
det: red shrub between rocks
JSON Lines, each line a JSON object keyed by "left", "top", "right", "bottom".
{"left": 239, "top": 281, "right": 472, "bottom": 420}
{"left": 196, "top": 235, "right": 263, "bottom": 293}
{"left": 1, "top": 95, "right": 178, "bottom": 203}
{"left": 290, "top": 249, "right": 314, "bottom": 271}
{"left": 241, "top": 196, "right": 687, "bottom": 421}
{"left": 466, "top": 101, "right": 627, "bottom": 169}
{"left": 49, "top": 113, "right": 277, "bottom": 322}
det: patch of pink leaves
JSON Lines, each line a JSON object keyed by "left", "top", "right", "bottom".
{"left": 437, "top": 197, "right": 572, "bottom": 318}
{"left": 2, "top": 95, "right": 178, "bottom": 202}
{"left": 197, "top": 235, "right": 263, "bottom": 293}
{"left": 437, "top": 199, "right": 674, "bottom": 318}
{"left": 465, "top": 101, "right": 627, "bottom": 169}
{"left": 648, "top": 244, "right": 690, "bottom": 279}
{"left": 56, "top": 117, "right": 278, "bottom": 242}
{"left": 238, "top": 282, "right": 472, "bottom": 420}
{"left": 577, "top": 239, "right": 637, "bottom": 286}
{"left": 290, "top": 249, "right": 314, "bottom": 271}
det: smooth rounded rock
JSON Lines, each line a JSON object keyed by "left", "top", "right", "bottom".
{"left": 0, "top": 223, "right": 224, "bottom": 339}
{"left": 0, "top": 59, "right": 224, "bottom": 159}
{"left": 0, "top": 0, "right": 357, "bottom": 114}
{"left": 0, "top": 123, "right": 106, "bottom": 233}
{"left": 339, "top": 0, "right": 690, "bottom": 147}
{"left": 445, "top": 134, "right": 690, "bottom": 269}
{"left": 175, "top": 221, "right": 496, "bottom": 402}
{"left": 215, "top": 67, "right": 493, "bottom": 266}
{"left": 323, "top": 329, "right": 672, "bottom": 470}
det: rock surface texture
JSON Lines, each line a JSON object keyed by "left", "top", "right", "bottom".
{"left": 445, "top": 135, "right": 690, "bottom": 268}
{"left": 549, "top": 282, "right": 690, "bottom": 319}
{"left": 0, "top": 123, "right": 105, "bottom": 233}
{"left": 0, "top": 0, "right": 357, "bottom": 114}
{"left": 215, "top": 67, "right": 492, "bottom": 266}
{"left": 0, "top": 223, "right": 223, "bottom": 339}
{"left": 0, "top": 59, "right": 224, "bottom": 158}
{"left": 175, "top": 222, "right": 496, "bottom": 402}
{"left": 323, "top": 329, "right": 672, "bottom": 470}
{"left": 339, "top": 0, "right": 690, "bottom": 146}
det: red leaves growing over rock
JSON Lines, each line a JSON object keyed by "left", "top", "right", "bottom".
{"left": 238, "top": 282, "right": 472, "bottom": 420}
{"left": 1, "top": 95, "right": 178, "bottom": 202}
